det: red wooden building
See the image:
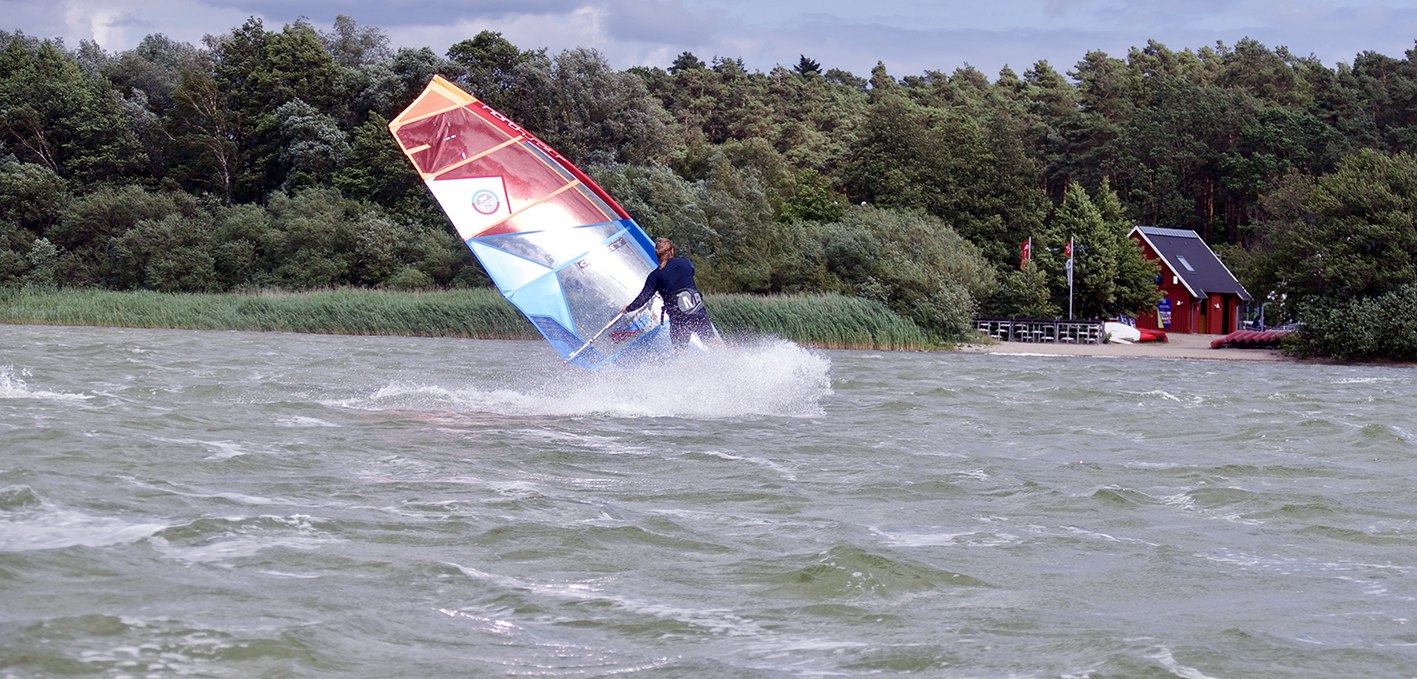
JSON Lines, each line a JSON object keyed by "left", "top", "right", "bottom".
{"left": 1128, "top": 226, "right": 1252, "bottom": 335}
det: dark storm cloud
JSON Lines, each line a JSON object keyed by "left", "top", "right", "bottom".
{"left": 598, "top": 0, "right": 727, "bottom": 47}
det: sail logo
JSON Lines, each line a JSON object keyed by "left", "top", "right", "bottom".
{"left": 426, "top": 176, "right": 511, "bottom": 239}
{"left": 471, "top": 189, "right": 500, "bottom": 215}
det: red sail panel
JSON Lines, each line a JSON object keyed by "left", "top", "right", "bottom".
{"left": 388, "top": 76, "right": 630, "bottom": 238}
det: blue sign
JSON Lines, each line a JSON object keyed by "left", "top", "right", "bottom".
{"left": 1158, "top": 298, "right": 1172, "bottom": 328}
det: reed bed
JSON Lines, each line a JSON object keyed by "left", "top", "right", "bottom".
{"left": 709, "top": 293, "right": 936, "bottom": 350}
{"left": 0, "top": 288, "right": 534, "bottom": 338}
{"left": 0, "top": 288, "right": 937, "bottom": 350}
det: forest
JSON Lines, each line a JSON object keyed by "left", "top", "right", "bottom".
{"left": 2, "top": 16, "right": 1416, "bottom": 360}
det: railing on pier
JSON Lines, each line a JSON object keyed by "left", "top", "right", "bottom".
{"left": 972, "top": 318, "right": 1105, "bottom": 345}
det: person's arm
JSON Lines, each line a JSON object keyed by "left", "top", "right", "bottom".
{"left": 623, "top": 270, "right": 658, "bottom": 313}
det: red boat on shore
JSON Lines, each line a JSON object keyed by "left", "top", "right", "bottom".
{"left": 1210, "top": 330, "right": 1288, "bottom": 349}
{"left": 1137, "top": 327, "right": 1168, "bottom": 343}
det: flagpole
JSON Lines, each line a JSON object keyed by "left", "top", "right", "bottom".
{"left": 1066, "top": 236, "right": 1074, "bottom": 320}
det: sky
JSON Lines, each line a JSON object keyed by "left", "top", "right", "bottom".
{"left": 4, "top": 0, "right": 1416, "bottom": 79}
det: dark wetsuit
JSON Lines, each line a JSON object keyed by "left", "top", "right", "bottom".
{"left": 625, "top": 257, "right": 716, "bottom": 347}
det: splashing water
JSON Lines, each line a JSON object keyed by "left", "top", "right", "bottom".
{"left": 558, "top": 338, "right": 832, "bottom": 418}
{"left": 0, "top": 365, "right": 92, "bottom": 402}
{"left": 333, "top": 338, "right": 832, "bottom": 419}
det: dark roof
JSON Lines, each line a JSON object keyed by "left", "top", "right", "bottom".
{"left": 1130, "top": 226, "right": 1252, "bottom": 302}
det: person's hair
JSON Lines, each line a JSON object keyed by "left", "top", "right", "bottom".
{"left": 654, "top": 237, "right": 675, "bottom": 266}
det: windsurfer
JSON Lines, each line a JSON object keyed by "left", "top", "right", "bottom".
{"left": 623, "top": 238, "right": 718, "bottom": 349}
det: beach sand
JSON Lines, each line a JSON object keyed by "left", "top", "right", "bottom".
{"left": 956, "top": 331, "right": 1288, "bottom": 362}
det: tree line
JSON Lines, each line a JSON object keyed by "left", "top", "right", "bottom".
{"left": 3, "top": 17, "right": 1416, "bottom": 356}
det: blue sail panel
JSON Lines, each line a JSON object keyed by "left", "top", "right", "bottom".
{"left": 462, "top": 220, "right": 667, "bottom": 368}
{"left": 467, "top": 240, "right": 554, "bottom": 296}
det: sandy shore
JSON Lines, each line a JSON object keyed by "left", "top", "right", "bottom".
{"left": 956, "top": 331, "right": 1288, "bottom": 362}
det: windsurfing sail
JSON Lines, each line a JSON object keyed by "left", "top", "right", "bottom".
{"left": 387, "top": 76, "right": 668, "bottom": 368}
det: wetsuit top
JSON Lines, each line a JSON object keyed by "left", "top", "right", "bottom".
{"left": 626, "top": 257, "right": 700, "bottom": 320}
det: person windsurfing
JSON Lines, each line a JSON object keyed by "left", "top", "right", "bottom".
{"left": 623, "top": 238, "right": 719, "bottom": 349}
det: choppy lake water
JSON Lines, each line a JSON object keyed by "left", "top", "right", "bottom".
{"left": 2, "top": 324, "right": 1415, "bottom": 678}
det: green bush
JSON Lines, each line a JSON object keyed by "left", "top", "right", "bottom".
{"left": 1289, "top": 284, "right": 1417, "bottom": 361}
{"left": 816, "top": 207, "right": 993, "bottom": 339}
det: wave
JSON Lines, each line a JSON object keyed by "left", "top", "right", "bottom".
{"left": 0, "top": 485, "right": 167, "bottom": 552}
{"left": 0, "top": 612, "right": 321, "bottom": 677}
{"left": 150, "top": 514, "right": 339, "bottom": 564}
{"left": 443, "top": 560, "right": 763, "bottom": 637}
{"left": 741, "top": 544, "right": 990, "bottom": 599}
{"left": 0, "top": 365, "right": 92, "bottom": 402}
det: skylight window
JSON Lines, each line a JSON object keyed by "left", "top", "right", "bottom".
{"left": 1176, "top": 256, "right": 1196, "bottom": 272}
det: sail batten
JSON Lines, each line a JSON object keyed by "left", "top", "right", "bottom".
{"left": 388, "top": 76, "right": 667, "bottom": 367}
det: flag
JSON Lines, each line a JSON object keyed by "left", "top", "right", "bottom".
{"left": 1064, "top": 237, "right": 1074, "bottom": 286}
{"left": 1020, "top": 237, "right": 1032, "bottom": 270}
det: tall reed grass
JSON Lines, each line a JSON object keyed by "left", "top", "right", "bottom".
{"left": 709, "top": 293, "right": 935, "bottom": 350}
{"left": 0, "top": 288, "right": 533, "bottom": 338}
{"left": 0, "top": 288, "right": 937, "bottom": 350}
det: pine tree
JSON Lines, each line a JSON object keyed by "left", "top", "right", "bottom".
{"left": 1047, "top": 182, "right": 1117, "bottom": 318}
{"left": 1096, "top": 178, "right": 1161, "bottom": 315}
{"left": 793, "top": 55, "right": 822, "bottom": 76}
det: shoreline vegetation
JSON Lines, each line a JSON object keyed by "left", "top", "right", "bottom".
{"left": 0, "top": 288, "right": 937, "bottom": 351}
{"left": 1, "top": 288, "right": 1346, "bottom": 364}
{"left": 5, "top": 26, "right": 1417, "bottom": 363}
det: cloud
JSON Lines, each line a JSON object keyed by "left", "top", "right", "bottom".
{"left": 5, "top": 0, "right": 1416, "bottom": 78}
{"left": 17, "top": 0, "right": 252, "bottom": 49}
{"left": 381, "top": 1, "right": 734, "bottom": 72}
{"left": 600, "top": 0, "right": 726, "bottom": 46}
{"left": 65, "top": 5, "right": 132, "bottom": 48}
{"left": 199, "top": 0, "right": 585, "bottom": 24}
